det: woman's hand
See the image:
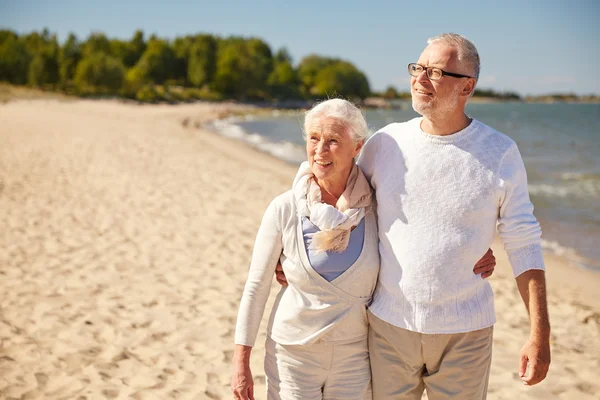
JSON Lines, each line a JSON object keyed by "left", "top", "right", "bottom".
{"left": 232, "top": 345, "right": 254, "bottom": 400}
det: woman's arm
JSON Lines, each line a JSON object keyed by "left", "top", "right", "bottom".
{"left": 232, "top": 199, "right": 284, "bottom": 399}
{"left": 232, "top": 345, "right": 254, "bottom": 400}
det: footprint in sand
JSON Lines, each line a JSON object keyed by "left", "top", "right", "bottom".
{"left": 207, "top": 372, "right": 219, "bottom": 385}
{"left": 223, "top": 350, "right": 234, "bottom": 362}
{"left": 576, "top": 382, "right": 597, "bottom": 395}
{"left": 34, "top": 372, "right": 49, "bottom": 389}
{"left": 102, "top": 388, "right": 120, "bottom": 398}
{"left": 205, "top": 390, "right": 221, "bottom": 400}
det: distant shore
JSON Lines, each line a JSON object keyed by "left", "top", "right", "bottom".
{"left": 2, "top": 83, "right": 599, "bottom": 111}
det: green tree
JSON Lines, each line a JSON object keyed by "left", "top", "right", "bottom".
{"left": 383, "top": 85, "right": 399, "bottom": 99}
{"left": 29, "top": 34, "right": 60, "bottom": 87}
{"left": 82, "top": 33, "right": 111, "bottom": 56}
{"left": 59, "top": 33, "right": 81, "bottom": 86}
{"left": 172, "top": 35, "right": 193, "bottom": 84}
{"left": 110, "top": 39, "right": 132, "bottom": 67}
{"left": 212, "top": 37, "right": 273, "bottom": 99}
{"left": 29, "top": 53, "right": 59, "bottom": 87}
{"left": 0, "top": 37, "right": 31, "bottom": 84}
{"left": 312, "top": 61, "right": 370, "bottom": 99}
{"left": 297, "top": 55, "right": 337, "bottom": 98}
{"left": 22, "top": 29, "right": 50, "bottom": 55}
{"left": 74, "top": 53, "right": 125, "bottom": 94}
{"left": 187, "top": 35, "right": 217, "bottom": 87}
{"left": 130, "top": 39, "right": 176, "bottom": 85}
{"left": 268, "top": 54, "right": 301, "bottom": 100}
{"left": 128, "top": 30, "right": 146, "bottom": 67}
{"left": 0, "top": 30, "right": 18, "bottom": 45}
{"left": 274, "top": 47, "right": 293, "bottom": 64}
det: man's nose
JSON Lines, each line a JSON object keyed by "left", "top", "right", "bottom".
{"left": 415, "top": 69, "right": 430, "bottom": 84}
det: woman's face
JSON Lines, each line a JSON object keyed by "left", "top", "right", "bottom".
{"left": 306, "top": 117, "right": 362, "bottom": 185}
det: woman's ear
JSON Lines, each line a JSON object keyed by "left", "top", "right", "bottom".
{"left": 354, "top": 140, "right": 364, "bottom": 156}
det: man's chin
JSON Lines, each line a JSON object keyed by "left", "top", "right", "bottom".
{"left": 411, "top": 99, "right": 432, "bottom": 116}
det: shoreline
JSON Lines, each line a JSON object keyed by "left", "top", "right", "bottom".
{"left": 1, "top": 99, "right": 598, "bottom": 399}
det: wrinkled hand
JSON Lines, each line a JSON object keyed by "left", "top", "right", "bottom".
{"left": 275, "top": 262, "right": 288, "bottom": 287}
{"left": 232, "top": 362, "right": 254, "bottom": 400}
{"left": 519, "top": 337, "right": 551, "bottom": 385}
{"left": 474, "top": 248, "right": 496, "bottom": 279}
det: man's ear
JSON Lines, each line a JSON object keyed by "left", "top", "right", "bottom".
{"left": 462, "top": 78, "right": 476, "bottom": 97}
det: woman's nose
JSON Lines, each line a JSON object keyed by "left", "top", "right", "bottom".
{"left": 316, "top": 140, "right": 328, "bottom": 153}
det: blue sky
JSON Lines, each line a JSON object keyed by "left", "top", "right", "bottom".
{"left": 1, "top": 0, "right": 598, "bottom": 95}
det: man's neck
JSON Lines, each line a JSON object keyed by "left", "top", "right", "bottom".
{"left": 421, "top": 113, "right": 472, "bottom": 136}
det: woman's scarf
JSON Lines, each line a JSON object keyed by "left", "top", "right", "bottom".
{"left": 292, "top": 161, "right": 372, "bottom": 253}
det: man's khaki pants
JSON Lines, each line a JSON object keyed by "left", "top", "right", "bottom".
{"left": 368, "top": 311, "right": 493, "bottom": 400}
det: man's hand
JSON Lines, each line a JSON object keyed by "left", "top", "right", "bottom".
{"left": 515, "top": 269, "right": 551, "bottom": 386}
{"left": 275, "top": 262, "right": 288, "bottom": 286}
{"left": 474, "top": 248, "right": 496, "bottom": 279}
{"left": 519, "top": 336, "right": 551, "bottom": 385}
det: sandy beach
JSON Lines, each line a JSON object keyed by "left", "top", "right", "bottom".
{"left": 1, "top": 99, "right": 598, "bottom": 400}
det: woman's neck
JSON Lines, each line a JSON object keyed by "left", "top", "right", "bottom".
{"left": 316, "top": 177, "right": 347, "bottom": 206}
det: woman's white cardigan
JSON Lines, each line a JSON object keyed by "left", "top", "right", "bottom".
{"left": 235, "top": 190, "right": 380, "bottom": 346}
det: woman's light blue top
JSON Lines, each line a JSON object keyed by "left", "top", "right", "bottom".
{"left": 301, "top": 216, "right": 365, "bottom": 282}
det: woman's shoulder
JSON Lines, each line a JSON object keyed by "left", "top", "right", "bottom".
{"left": 270, "top": 189, "right": 294, "bottom": 207}
{"left": 265, "top": 189, "right": 296, "bottom": 219}
{"left": 261, "top": 189, "right": 296, "bottom": 234}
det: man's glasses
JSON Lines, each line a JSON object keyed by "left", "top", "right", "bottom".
{"left": 408, "top": 63, "right": 473, "bottom": 81}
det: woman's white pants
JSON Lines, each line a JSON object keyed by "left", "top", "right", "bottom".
{"left": 264, "top": 336, "right": 371, "bottom": 400}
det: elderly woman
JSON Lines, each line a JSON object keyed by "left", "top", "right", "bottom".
{"left": 232, "top": 99, "right": 494, "bottom": 400}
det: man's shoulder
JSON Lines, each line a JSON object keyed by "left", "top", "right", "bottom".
{"left": 473, "top": 119, "right": 517, "bottom": 152}
{"left": 374, "top": 117, "right": 421, "bottom": 138}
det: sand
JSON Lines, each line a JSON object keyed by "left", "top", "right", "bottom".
{"left": 0, "top": 99, "right": 598, "bottom": 400}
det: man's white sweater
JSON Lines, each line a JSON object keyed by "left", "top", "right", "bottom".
{"left": 357, "top": 117, "right": 545, "bottom": 334}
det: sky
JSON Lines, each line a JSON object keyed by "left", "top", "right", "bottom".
{"left": 1, "top": 0, "right": 599, "bottom": 96}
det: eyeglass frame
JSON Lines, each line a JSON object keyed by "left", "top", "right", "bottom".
{"left": 407, "top": 63, "right": 473, "bottom": 80}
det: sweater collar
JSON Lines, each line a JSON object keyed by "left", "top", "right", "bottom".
{"left": 413, "top": 117, "right": 480, "bottom": 144}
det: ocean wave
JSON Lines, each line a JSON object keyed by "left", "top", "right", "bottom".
{"left": 541, "top": 239, "right": 600, "bottom": 270}
{"left": 205, "top": 119, "right": 306, "bottom": 164}
{"left": 529, "top": 181, "right": 600, "bottom": 199}
{"left": 560, "top": 172, "right": 600, "bottom": 181}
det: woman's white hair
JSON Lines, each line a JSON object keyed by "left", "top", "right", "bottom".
{"left": 303, "top": 98, "right": 369, "bottom": 144}
{"left": 427, "top": 33, "right": 480, "bottom": 82}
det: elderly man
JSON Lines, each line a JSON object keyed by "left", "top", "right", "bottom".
{"left": 357, "top": 33, "right": 550, "bottom": 399}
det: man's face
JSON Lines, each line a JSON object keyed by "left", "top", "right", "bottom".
{"left": 411, "top": 42, "right": 472, "bottom": 118}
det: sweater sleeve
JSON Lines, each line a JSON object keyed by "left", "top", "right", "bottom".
{"left": 497, "top": 143, "right": 545, "bottom": 277}
{"left": 234, "top": 198, "right": 283, "bottom": 346}
{"left": 357, "top": 131, "right": 382, "bottom": 188}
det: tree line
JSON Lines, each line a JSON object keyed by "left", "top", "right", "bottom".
{"left": 0, "top": 28, "right": 371, "bottom": 102}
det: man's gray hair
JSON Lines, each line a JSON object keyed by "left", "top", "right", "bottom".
{"left": 427, "top": 33, "right": 480, "bottom": 82}
{"left": 303, "top": 98, "right": 369, "bottom": 144}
